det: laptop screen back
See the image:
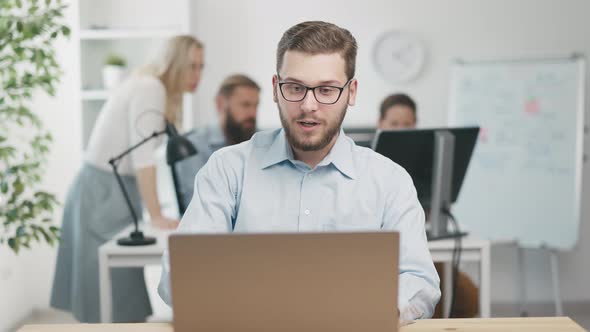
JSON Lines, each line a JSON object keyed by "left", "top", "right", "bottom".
{"left": 169, "top": 232, "right": 399, "bottom": 332}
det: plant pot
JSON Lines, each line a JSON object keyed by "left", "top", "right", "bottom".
{"left": 102, "top": 65, "right": 126, "bottom": 90}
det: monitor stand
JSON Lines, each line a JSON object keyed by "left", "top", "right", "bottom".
{"left": 427, "top": 131, "right": 468, "bottom": 241}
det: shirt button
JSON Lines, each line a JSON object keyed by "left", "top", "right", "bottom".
{"left": 304, "top": 209, "right": 310, "bottom": 215}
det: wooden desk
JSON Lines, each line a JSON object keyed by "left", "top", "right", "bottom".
{"left": 17, "top": 317, "right": 586, "bottom": 332}
{"left": 403, "top": 317, "right": 586, "bottom": 331}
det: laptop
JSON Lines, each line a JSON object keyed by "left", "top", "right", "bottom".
{"left": 169, "top": 232, "right": 400, "bottom": 332}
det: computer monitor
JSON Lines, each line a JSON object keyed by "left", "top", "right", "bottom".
{"left": 372, "top": 126, "right": 479, "bottom": 240}
{"left": 343, "top": 127, "right": 376, "bottom": 148}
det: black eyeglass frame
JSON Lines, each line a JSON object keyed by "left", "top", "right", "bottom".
{"left": 277, "top": 74, "right": 354, "bottom": 105}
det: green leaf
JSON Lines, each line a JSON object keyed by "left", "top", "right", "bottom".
{"left": 13, "top": 179, "right": 24, "bottom": 196}
{"left": 16, "top": 226, "right": 26, "bottom": 237}
{"left": 8, "top": 237, "right": 19, "bottom": 253}
{"left": 28, "top": 5, "right": 39, "bottom": 15}
{"left": 0, "top": 146, "right": 17, "bottom": 160}
{"left": 6, "top": 208, "right": 18, "bottom": 222}
{"left": 38, "top": 227, "right": 53, "bottom": 246}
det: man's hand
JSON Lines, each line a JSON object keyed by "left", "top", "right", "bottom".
{"left": 151, "top": 215, "right": 180, "bottom": 230}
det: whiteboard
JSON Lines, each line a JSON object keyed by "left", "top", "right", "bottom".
{"left": 448, "top": 56, "right": 585, "bottom": 250}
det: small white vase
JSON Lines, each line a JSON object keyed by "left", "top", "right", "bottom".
{"left": 102, "top": 65, "right": 126, "bottom": 90}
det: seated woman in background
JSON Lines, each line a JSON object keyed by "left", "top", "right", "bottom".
{"left": 378, "top": 93, "right": 418, "bottom": 130}
{"left": 377, "top": 93, "right": 479, "bottom": 318}
{"left": 50, "top": 35, "right": 204, "bottom": 323}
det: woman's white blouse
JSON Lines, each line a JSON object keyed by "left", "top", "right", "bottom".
{"left": 85, "top": 75, "right": 166, "bottom": 175}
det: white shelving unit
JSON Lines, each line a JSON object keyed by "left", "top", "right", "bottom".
{"left": 77, "top": 0, "right": 192, "bottom": 149}
{"left": 79, "top": 28, "right": 181, "bottom": 40}
{"left": 80, "top": 89, "right": 109, "bottom": 101}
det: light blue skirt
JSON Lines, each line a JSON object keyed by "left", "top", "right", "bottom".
{"left": 50, "top": 163, "right": 152, "bottom": 323}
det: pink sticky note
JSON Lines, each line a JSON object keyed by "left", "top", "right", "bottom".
{"left": 479, "top": 127, "right": 489, "bottom": 143}
{"left": 525, "top": 99, "right": 540, "bottom": 115}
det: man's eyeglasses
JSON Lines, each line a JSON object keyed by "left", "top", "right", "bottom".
{"left": 277, "top": 75, "right": 353, "bottom": 105}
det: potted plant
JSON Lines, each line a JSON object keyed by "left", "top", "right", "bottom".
{"left": 0, "top": 0, "right": 70, "bottom": 253}
{"left": 102, "top": 53, "right": 127, "bottom": 89}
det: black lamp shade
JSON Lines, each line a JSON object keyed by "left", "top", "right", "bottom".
{"left": 165, "top": 121, "right": 198, "bottom": 165}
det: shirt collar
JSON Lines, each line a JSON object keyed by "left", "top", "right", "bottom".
{"left": 260, "top": 128, "right": 357, "bottom": 179}
{"left": 207, "top": 124, "right": 227, "bottom": 146}
{"left": 320, "top": 129, "right": 356, "bottom": 179}
{"left": 260, "top": 129, "right": 293, "bottom": 169}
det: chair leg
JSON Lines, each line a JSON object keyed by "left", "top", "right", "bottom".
{"left": 549, "top": 250, "right": 564, "bottom": 316}
{"left": 517, "top": 246, "right": 528, "bottom": 317}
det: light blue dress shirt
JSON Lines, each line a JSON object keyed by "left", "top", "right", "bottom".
{"left": 175, "top": 124, "right": 227, "bottom": 211}
{"left": 158, "top": 128, "right": 441, "bottom": 320}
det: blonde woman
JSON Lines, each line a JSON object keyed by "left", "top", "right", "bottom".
{"left": 51, "top": 35, "right": 204, "bottom": 323}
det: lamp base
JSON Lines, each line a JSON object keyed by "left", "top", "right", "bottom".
{"left": 117, "top": 230, "right": 157, "bottom": 246}
{"left": 427, "top": 231, "right": 468, "bottom": 242}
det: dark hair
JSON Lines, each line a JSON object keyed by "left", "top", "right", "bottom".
{"left": 276, "top": 21, "right": 357, "bottom": 80}
{"left": 217, "top": 74, "right": 260, "bottom": 98}
{"left": 379, "top": 93, "right": 417, "bottom": 121}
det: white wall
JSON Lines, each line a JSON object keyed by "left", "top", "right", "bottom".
{"left": 190, "top": 0, "right": 590, "bottom": 304}
{"left": 24, "top": 0, "right": 81, "bottom": 309}
{"left": 0, "top": 250, "right": 30, "bottom": 332}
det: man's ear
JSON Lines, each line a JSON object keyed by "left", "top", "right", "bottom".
{"left": 347, "top": 79, "right": 358, "bottom": 106}
{"left": 216, "top": 95, "right": 225, "bottom": 115}
{"left": 272, "top": 75, "right": 278, "bottom": 103}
